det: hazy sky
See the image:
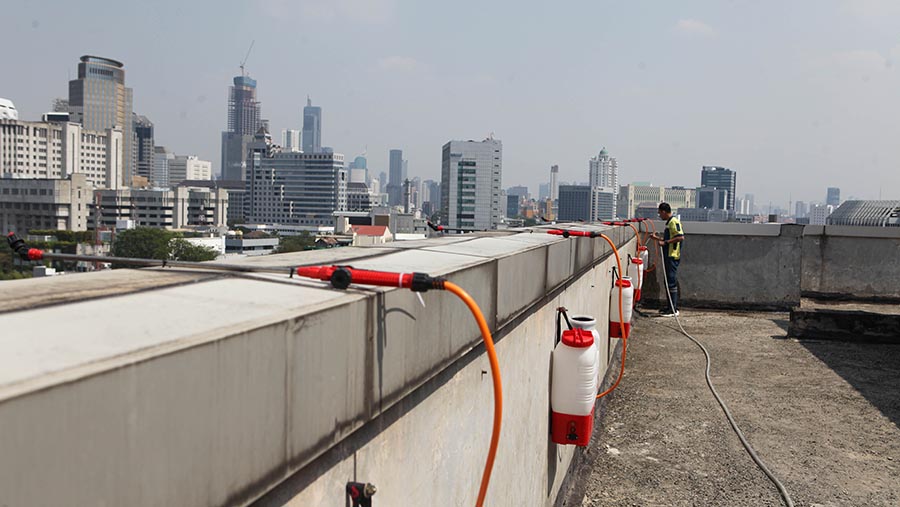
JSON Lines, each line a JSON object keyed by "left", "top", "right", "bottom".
{"left": 5, "top": 0, "right": 900, "bottom": 209}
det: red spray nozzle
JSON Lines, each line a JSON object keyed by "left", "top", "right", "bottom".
{"left": 546, "top": 229, "right": 596, "bottom": 238}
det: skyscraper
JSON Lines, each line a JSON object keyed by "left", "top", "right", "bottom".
{"left": 302, "top": 97, "right": 322, "bottom": 154}
{"left": 826, "top": 187, "right": 841, "bottom": 207}
{"left": 282, "top": 129, "right": 301, "bottom": 152}
{"left": 133, "top": 114, "right": 154, "bottom": 181}
{"left": 387, "top": 149, "right": 405, "bottom": 206}
{"left": 589, "top": 148, "right": 618, "bottom": 199}
{"left": 68, "top": 55, "right": 133, "bottom": 186}
{"left": 440, "top": 138, "right": 503, "bottom": 230}
{"left": 550, "top": 164, "right": 560, "bottom": 202}
{"left": 558, "top": 185, "right": 592, "bottom": 222}
{"left": 700, "top": 166, "right": 736, "bottom": 211}
{"left": 221, "top": 75, "right": 264, "bottom": 181}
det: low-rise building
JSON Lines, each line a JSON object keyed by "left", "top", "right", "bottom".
{"left": 0, "top": 174, "right": 91, "bottom": 232}
{"left": 351, "top": 225, "right": 392, "bottom": 246}
{"left": 93, "top": 186, "right": 228, "bottom": 229}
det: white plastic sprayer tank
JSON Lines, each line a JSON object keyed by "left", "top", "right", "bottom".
{"left": 637, "top": 245, "right": 649, "bottom": 267}
{"left": 628, "top": 257, "right": 644, "bottom": 302}
{"left": 570, "top": 315, "right": 601, "bottom": 390}
{"left": 551, "top": 328, "right": 598, "bottom": 446}
{"left": 609, "top": 276, "right": 634, "bottom": 338}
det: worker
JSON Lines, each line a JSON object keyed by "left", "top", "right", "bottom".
{"left": 650, "top": 202, "right": 684, "bottom": 316}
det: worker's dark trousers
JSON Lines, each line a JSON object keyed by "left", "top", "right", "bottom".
{"left": 664, "top": 256, "right": 680, "bottom": 312}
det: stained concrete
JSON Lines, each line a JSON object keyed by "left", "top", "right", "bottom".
{"left": 789, "top": 298, "right": 900, "bottom": 343}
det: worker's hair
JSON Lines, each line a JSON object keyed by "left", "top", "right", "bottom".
{"left": 658, "top": 202, "right": 672, "bottom": 213}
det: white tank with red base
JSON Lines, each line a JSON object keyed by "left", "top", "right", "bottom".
{"left": 609, "top": 276, "right": 634, "bottom": 338}
{"left": 570, "top": 315, "right": 601, "bottom": 390}
{"left": 637, "top": 245, "right": 649, "bottom": 267}
{"left": 628, "top": 257, "right": 644, "bottom": 302}
{"left": 551, "top": 328, "right": 598, "bottom": 446}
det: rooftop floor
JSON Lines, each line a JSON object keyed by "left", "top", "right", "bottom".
{"left": 573, "top": 310, "right": 900, "bottom": 506}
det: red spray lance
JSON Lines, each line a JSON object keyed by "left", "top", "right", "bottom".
{"left": 6, "top": 231, "right": 502, "bottom": 507}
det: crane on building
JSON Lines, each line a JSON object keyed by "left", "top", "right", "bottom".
{"left": 240, "top": 40, "right": 255, "bottom": 77}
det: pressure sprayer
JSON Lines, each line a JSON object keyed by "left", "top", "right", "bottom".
{"left": 7, "top": 232, "right": 502, "bottom": 507}
{"left": 550, "top": 327, "right": 598, "bottom": 446}
{"left": 543, "top": 228, "right": 634, "bottom": 402}
{"left": 628, "top": 256, "right": 644, "bottom": 302}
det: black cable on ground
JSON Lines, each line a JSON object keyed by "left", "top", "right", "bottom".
{"left": 655, "top": 243, "right": 796, "bottom": 507}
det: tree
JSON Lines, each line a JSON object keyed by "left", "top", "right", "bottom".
{"left": 112, "top": 228, "right": 176, "bottom": 260}
{"left": 170, "top": 239, "right": 219, "bottom": 262}
{"left": 276, "top": 233, "right": 315, "bottom": 253}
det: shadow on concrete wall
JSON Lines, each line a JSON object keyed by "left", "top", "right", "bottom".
{"left": 800, "top": 340, "right": 900, "bottom": 428}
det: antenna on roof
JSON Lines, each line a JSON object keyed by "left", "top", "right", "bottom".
{"left": 240, "top": 40, "right": 255, "bottom": 77}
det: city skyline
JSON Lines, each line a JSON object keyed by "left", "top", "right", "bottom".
{"left": 4, "top": 0, "right": 900, "bottom": 209}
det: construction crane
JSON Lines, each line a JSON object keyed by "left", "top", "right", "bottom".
{"left": 240, "top": 40, "right": 255, "bottom": 77}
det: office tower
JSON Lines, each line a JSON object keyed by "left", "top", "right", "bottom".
{"left": 152, "top": 146, "right": 174, "bottom": 188}
{"left": 93, "top": 186, "right": 228, "bottom": 229}
{"left": 246, "top": 150, "right": 347, "bottom": 226}
{"left": 794, "top": 201, "right": 807, "bottom": 218}
{"left": 68, "top": 55, "right": 133, "bottom": 186}
{"left": 302, "top": 97, "right": 322, "bottom": 154}
{"left": 167, "top": 156, "right": 212, "bottom": 187}
{"left": 809, "top": 203, "right": 834, "bottom": 225}
{"left": 440, "top": 138, "right": 503, "bottom": 230}
{"left": 700, "top": 166, "right": 736, "bottom": 211}
{"left": 697, "top": 187, "right": 729, "bottom": 209}
{"left": 591, "top": 187, "right": 616, "bottom": 221}
{"left": 282, "top": 129, "right": 301, "bottom": 152}
{"left": 0, "top": 98, "right": 18, "bottom": 120}
{"left": 133, "top": 114, "right": 154, "bottom": 181}
{"left": 589, "top": 148, "right": 618, "bottom": 199}
{"left": 826, "top": 187, "right": 841, "bottom": 207}
{"left": 558, "top": 185, "right": 592, "bottom": 222}
{"left": 387, "top": 149, "right": 405, "bottom": 205}
{"left": 507, "top": 194, "right": 520, "bottom": 218}
{"left": 550, "top": 164, "right": 560, "bottom": 201}
{"left": 538, "top": 183, "right": 550, "bottom": 200}
{"left": 0, "top": 174, "right": 91, "bottom": 232}
{"left": 507, "top": 186, "right": 529, "bottom": 200}
{"left": 52, "top": 98, "right": 69, "bottom": 113}
{"left": 221, "top": 73, "right": 264, "bottom": 181}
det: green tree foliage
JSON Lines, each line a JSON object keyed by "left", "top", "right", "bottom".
{"left": 275, "top": 233, "right": 315, "bottom": 253}
{"left": 170, "top": 238, "right": 219, "bottom": 262}
{"left": 112, "top": 228, "right": 176, "bottom": 260}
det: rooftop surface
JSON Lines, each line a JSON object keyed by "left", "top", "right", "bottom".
{"left": 569, "top": 310, "right": 900, "bottom": 506}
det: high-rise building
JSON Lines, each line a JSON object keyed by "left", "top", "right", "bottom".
{"left": 68, "top": 56, "right": 133, "bottom": 186}
{"left": 591, "top": 186, "right": 616, "bottom": 221}
{"left": 616, "top": 184, "right": 696, "bottom": 219}
{"left": 221, "top": 75, "right": 264, "bottom": 181}
{"left": 387, "top": 149, "right": 405, "bottom": 206}
{"left": 697, "top": 187, "right": 729, "bottom": 210}
{"left": 589, "top": 148, "right": 618, "bottom": 198}
{"left": 0, "top": 98, "right": 18, "bottom": 120}
{"left": 152, "top": 146, "right": 174, "bottom": 188}
{"left": 700, "top": 166, "right": 736, "bottom": 211}
{"left": 167, "top": 155, "right": 212, "bottom": 187}
{"left": 826, "top": 187, "right": 841, "bottom": 207}
{"left": 440, "top": 138, "right": 503, "bottom": 230}
{"left": 507, "top": 186, "right": 529, "bottom": 200}
{"left": 737, "top": 194, "right": 755, "bottom": 215}
{"left": 809, "top": 203, "right": 834, "bottom": 225}
{"left": 302, "top": 97, "right": 322, "bottom": 154}
{"left": 558, "top": 185, "right": 592, "bottom": 222}
{"left": 538, "top": 183, "right": 551, "bottom": 200}
{"left": 1, "top": 119, "right": 123, "bottom": 189}
{"left": 246, "top": 150, "right": 347, "bottom": 227}
{"left": 506, "top": 194, "right": 520, "bottom": 218}
{"left": 794, "top": 201, "right": 807, "bottom": 218}
{"left": 550, "top": 164, "right": 560, "bottom": 201}
{"left": 282, "top": 129, "right": 301, "bottom": 152}
{"left": 133, "top": 114, "right": 154, "bottom": 181}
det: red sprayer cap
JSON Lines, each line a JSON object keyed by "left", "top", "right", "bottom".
{"left": 561, "top": 328, "right": 594, "bottom": 348}
{"left": 615, "top": 279, "right": 632, "bottom": 288}
{"left": 630, "top": 258, "right": 643, "bottom": 265}
{"left": 637, "top": 246, "right": 648, "bottom": 251}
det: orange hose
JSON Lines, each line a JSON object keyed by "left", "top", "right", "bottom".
{"left": 595, "top": 234, "right": 628, "bottom": 399}
{"left": 444, "top": 281, "right": 502, "bottom": 507}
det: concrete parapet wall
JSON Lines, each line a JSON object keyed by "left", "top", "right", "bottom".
{"left": 641, "top": 222, "right": 900, "bottom": 310}
{"left": 0, "top": 226, "right": 635, "bottom": 507}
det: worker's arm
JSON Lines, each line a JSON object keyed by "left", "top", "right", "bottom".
{"left": 650, "top": 233, "right": 683, "bottom": 245}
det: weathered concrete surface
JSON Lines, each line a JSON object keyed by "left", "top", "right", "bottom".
{"left": 0, "top": 226, "right": 636, "bottom": 507}
{"left": 801, "top": 225, "right": 900, "bottom": 300}
{"left": 642, "top": 222, "right": 803, "bottom": 310}
{"left": 570, "top": 310, "right": 900, "bottom": 507}
{"left": 789, "top": 299, "right": 900, "bottom": 343}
